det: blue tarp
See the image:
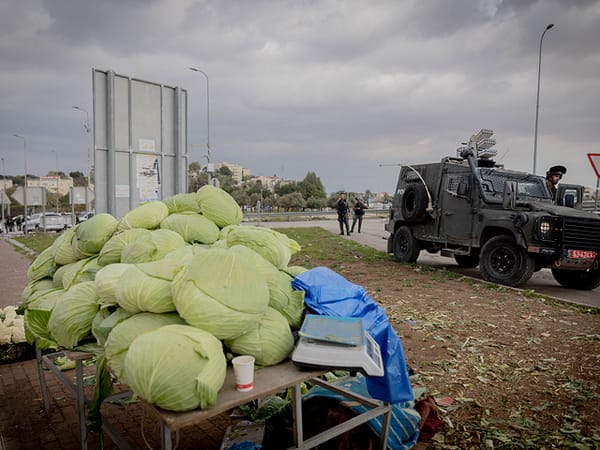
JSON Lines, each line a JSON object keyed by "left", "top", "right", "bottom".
{"left": 303, "top": 374, "right": 420, "bottom": 450}
{"left": 292, "top": 266, "right": 414, "bottom": 404}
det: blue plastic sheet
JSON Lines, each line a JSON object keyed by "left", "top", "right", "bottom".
{"left": 292, "top": 267, "right": 414, "bottom": 403}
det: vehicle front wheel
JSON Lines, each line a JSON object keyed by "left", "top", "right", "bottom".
{"left": 393, "top": 226, "right": 420, "bottom": 263}
{"left": 479, "top": 236, "right": 534, "bottom": 287}
{"left": 454, "top": 253, "right": 480, "bottom": 268}
{"left": 551, "top": 267, "right": 600, "bottom": 290}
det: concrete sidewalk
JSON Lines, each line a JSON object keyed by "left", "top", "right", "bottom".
{"left": 0, "top": 238, "right": 32, "bottom": 309}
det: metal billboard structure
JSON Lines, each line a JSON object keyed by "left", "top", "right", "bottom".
{"left": 92, "top": 69, "right": 188, "bottom": 218}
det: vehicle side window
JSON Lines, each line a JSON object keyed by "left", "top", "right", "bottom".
{"left": 447, "top": 175, "right": 468, "bottom": 194}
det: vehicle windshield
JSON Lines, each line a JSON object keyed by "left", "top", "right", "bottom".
{"left": 478, "top": 168, "right": 552, "bottom": 202}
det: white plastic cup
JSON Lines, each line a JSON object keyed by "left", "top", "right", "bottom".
{"left": 232, "top": 355, "right": 255, "bottom": 392}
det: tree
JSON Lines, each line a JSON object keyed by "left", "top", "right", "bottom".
{"left": 217, "top": 166, "right": 233, "bottom": 177}
{"left": 274, "top": 180, "right": 298, "bottom": 196}
{"left": 305, "top": 196, "right": 327, "bottom": 210}
{"left": 298, "top": 172, "right": 326, "bottom": 201}
{"left": 277, "top": 192, "right": 306, "bottom": 211}
{"left": 69, "top": 171, "right": 84, "bottom": 179}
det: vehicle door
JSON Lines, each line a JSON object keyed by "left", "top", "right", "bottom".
{"left": 436, "top": 168, "right": 476, "bottom": 245}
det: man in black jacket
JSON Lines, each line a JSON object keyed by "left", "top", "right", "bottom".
{"left": 546, "top": 165, "right": 566, "bottom": 201}
{"left": 336, "top": 193, "right": 351, "bottom": 235}
{"left": 350, "top": 197, "right": 368, "bottom": 233}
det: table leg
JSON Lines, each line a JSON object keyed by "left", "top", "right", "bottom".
{"left": 291, "top": 383, "right": 304, "bottom": 446}
{"left": 75, "top": 359, "right": 88, "bottom": 450}
{"left": 35, "top": 343, "right": 50, "bottom": 411}
{"left": 161, "top": 422, "right": 173, "bottom": 450}
{"left": 378, "top": 402, "right": 391, "bottom": 450}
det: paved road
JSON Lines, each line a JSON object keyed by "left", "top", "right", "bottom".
{"left": 258, "top": 217, "right": 600, "bottom": 308}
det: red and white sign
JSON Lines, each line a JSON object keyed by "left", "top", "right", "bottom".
{"left": 587, "top": 153, "right": 600, "bottom": 179}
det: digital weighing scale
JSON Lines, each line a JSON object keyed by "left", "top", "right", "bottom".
{"left": 291, "top": 315, "right": 385, "bottom": 377}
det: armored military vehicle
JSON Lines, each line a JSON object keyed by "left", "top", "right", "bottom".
{"left": 385, "top": 129, "right": 600, "bottom": 289}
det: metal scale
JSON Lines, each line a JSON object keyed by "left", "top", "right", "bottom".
{"left": 291, "top": 315, "right": 384, "bottom": 377}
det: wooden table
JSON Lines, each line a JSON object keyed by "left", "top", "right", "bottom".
{"left": 145, "top": 360, "right": 391, "bottom": 450}
{"left": 37, "top": 348, "right": 391, "bottom": 450}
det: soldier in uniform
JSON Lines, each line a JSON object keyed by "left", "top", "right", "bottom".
{"left": 546, "top": 165, "right": 567, "bottom": 201}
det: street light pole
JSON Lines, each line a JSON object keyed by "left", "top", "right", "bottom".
{"left": 72, "top": 105, "right": 92, "bottom": 210}
{"left": 189, "top": 67, "right": 212, "bottom": 183}
{"left": 13, "top": 133, "right": 28, "bottom": 235}
{"left": 51, "top": 149, "right": 59, "bottom": 212}
{"left": 533, "top": 23, "right": 554, "bottom": 175}
{"left": 1, "top": 157, "right": 5, "bottom": 228}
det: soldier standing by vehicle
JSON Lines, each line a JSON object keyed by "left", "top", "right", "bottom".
{"left": 350, "top": 197, "right": 368, "bottom": 233}
{"left": 336, "top": 193, "right": 351, "bottom": 236}
{"left": 546, "top": 165, "right": 567, "bottom": 201}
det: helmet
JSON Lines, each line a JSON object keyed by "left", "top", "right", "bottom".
{"left": 546, "top": 165, "right": 567, "bottom": 179}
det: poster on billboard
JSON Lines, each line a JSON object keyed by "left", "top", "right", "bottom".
{"left": 136, "top": 153, "right": 160, "bottom": 202}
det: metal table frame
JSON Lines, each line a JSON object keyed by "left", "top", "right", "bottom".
{"left": 35, "top": 347, "right": 132, "bottom": 450}
{"left": 36, "top": 348, "right": 391, "bottom": 450}
{"left": 145, "top": 361, "right": 391, "bottom": 450}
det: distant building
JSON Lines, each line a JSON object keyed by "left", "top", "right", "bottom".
{"left": 252, "top": 175, "right": 291, "bottom": 192}
{"left": 27, "top": 176, "right": 73, "bottom": 196}
{"left": 0, "top": 179, "right": 13, "bottom": 191}
{"left": 213, "top": 162, "right": 251, "bottom": 184}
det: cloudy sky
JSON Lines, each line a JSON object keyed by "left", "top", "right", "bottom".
{"left": 1, "top": 0, "right": 599, "bottom": 196}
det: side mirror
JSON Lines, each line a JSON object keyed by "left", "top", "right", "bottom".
{"left": 503, "top": 181, "right": 517, "bottom": 209}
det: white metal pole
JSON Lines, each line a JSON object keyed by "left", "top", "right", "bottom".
{"left": 13, "top": 134, "right": 28, "bottom": 235}
{"left": 533, "top": 23, "right": 554, "bottom": 174}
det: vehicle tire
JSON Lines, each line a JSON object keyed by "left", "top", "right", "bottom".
{"left": 401, "top": 183, "right": 428, "bottom": 222}
{"left": 479, "top": 235, "right": 535, "bottom": 287}
{"left": 454, "top": 253, "right": 480, "bottom": 268}
{"left": 393, "top": 226, "right": 420, "bottom": 263}
{"left": 551, "top": 267, "right": 600, "bottom": 290}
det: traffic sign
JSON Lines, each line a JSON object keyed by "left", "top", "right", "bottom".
{"left": 10, "top": 187, "right": 46, "bottom": 206}
{"left": 69, "top": 186, "right": 95, "bottom": 205}
{"left": 587, "top": 153, "right": 600, "bottom": 179}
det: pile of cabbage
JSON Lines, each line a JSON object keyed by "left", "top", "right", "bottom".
{"left": 20, "top": 185, "right": 307, "bottom": 411}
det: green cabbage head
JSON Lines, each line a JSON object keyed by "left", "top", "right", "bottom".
{"left": 120, "top": 229, "right": 186, "bottom": 264}
{"left": 117, "top": 201, "right": 169, "bottom": 231}
{"left": 72, "top": 213, "right": 119, "bottom": 258}
{"left": 224, "top": 307, "right": 295, "bottom": 367}
{"left": 115, "top": 259, "right": 183, "bottom": 313}
{"left": 98, "top": 229, "right": 152, "bottom": 266}
{"left": 104, "top": 312, "right": 185, "bottom": 380}
{"left": 123, "top": 324, "right": 226, "bottom": 411}
{"left": 225, "top": 225, "right": 301, "bottom": 269}
{"left": 196, "top": 185, "right": 243, "bottom": 228}
{"left": 159, "top": 212, "right": 220, "bottom": 244}
{"left": 48, "top": 281, "right": 99, "bottom": 349}
{"left": 162, "top": 193, "right": 201, "bottom": 214}
{"left": 51, "top": 228, "right": 78, "bottom": 265}
{"left": 27, "top": 247, "right": 56, "bottom": 282}
{"left": 172, "top": 247, "right": 269, "bottom": 339}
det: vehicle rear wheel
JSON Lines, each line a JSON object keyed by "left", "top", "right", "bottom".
{"left": 551, "top": 267, "right": 600, "bottom": 290}
{"left": 454, "top": 253, "right": 480, "bottom": 268}
{"left": 393, "top": 226, "right": 420, "bottom": 263}
{"left": 479, "top": 236, "right": 534, "bottom": 287}
{"left": 401, "top": 183, "right": 428, "bottom": 222}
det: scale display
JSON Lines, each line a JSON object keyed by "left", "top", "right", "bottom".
{"left": 292, "top": 315, "right": 384, "bottom": 377}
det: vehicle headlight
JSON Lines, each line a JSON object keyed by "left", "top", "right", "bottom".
{"left": 536, "top": 216, "right": 560, "bottom": 242}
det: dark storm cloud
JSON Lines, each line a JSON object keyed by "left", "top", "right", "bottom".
{"left": 1, "top": 0, "right": 599, "bottom": 194}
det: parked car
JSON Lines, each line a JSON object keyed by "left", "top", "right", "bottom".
{"left": 62, "top": 213, "right": 75, "bottom": 228}
{"left": 77, "top": 211, "right": 95, "bottom": 223}
{"left": 22, "top": 212, "right": 65, "bottom": 233}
